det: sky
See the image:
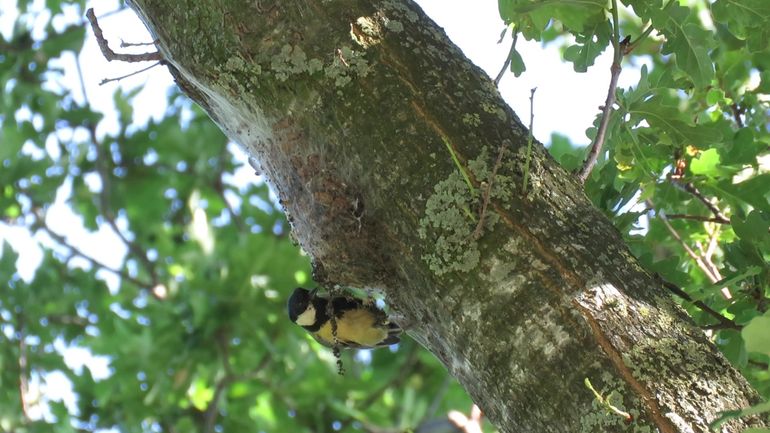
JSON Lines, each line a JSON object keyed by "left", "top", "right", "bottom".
{"left": 0, "top": 0, "right": 648, "bottom": 422}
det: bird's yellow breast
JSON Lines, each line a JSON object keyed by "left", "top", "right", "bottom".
{"left": 315, "top": 308, "right": 388, "bottom": 347}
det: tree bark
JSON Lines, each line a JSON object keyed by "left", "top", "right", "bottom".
{"left": 127, "top": 1, "right": 766, "bottom": 431}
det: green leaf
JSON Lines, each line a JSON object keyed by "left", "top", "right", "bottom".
{"left": 548, "top": 133, "right": 584, "bottom": 171}
{"left": 656, "top": 3, "right": 715, "bottom": 87}
{"left": 621, "top": 0, "right": 663, "bottom": 20}
{"left": 706, "top": 88, "right": 723, "bottom": 106}
{"left": 498, "top": 0, "right": 516, "bottom": 23}
{"left": 498, "top": 0, "right": 606, "bottom": 35}
{"left": 553, "top": 0, "right": 606, "bottom": 31}
{"left": 724, "top": 240, "right": 766, "bottom": 270}
{"left": 715, "top": 329, "right": 747, "bottom": 367}
{"left": 757, "top": 71, "right": 770, "bottom": 94}
{"left": 723, "top": 128, "right": 761, "bottom": 165}
{"left": 0, "top": 119, "right": 33, "bottom": 161}
{"left": 618, "top": 64, "right": 651, "bottom": 108}
{"left": 702, "top": 266, "right": 762, "bottom": 295}
{"left": 563, "top": 19, "right": 611, "bottom": 72}
{"left": 41, "top": 26, "right": 86, "bottom": 57}
{"left": 249, "top": 392, "right": 277, "bottom": 427}
{"left": 628, "top": 94, "right": 724, "bottom": 146}
{"left": 0, "top": 240, "right": 19, "bottom": 277}
{"left": 187, "top": 378, "right": 214, "bottom": 411}
{"left": 113, "top": 87, "right": 143, "bottom": 125}
{"left": 713, "top": 174, "right": 770, "bottom": 213}
{"left": 509, "top": 45, "right": 526, "bottom": 77}
{"left": 743, "top": 315, "right": 770, "bottom": 355}
{"left": 690, "top": 148, "right": 722, "bottom": 178}
{"left": 712, "top": 0, "right": 770, "bottom": 47}
{"left": 732, "top": 210, "right": 770, "bottom": 246}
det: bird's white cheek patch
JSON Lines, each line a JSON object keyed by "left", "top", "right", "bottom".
{"left": 295, "top": 305, "right": 316, "bottom": 326}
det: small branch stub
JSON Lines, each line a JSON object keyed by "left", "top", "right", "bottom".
{"left": 522, "top": 87, "right": 536, "bottom": 194}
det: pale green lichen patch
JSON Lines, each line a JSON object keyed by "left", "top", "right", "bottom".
{"left": 324, "top": 46, "right": 370, "bottom": 88}
{"left": 419, "top": 148, "right": 516, "bottom": 275}
{"left": 462, "top": 113, "right": 481, "bottom": 127}
{"left": 255, "top": 44, "right": 326, "bottom": 85}
{"left": 418, "top": 170, "right": 479, "bottom": 275}
{"left": 481, "top": 101, "right": 506, "bottom": 121}
{"left": 381, "top": 0, "right": 419, "bottom": 22}
{"left": 484, "top": 258, "right": 518, "bottom": 284}
{"left": 384, "top": 19, "right": 404, "bottom": 33}
{"left": 270, "top": 44, "right": 312, "bottom": 81}
{"left": 508, "top": 305, "right": 572, "bottom": 361}
{"left": 213, "top": 55, "right": 252, "bottom": 96}
{"left": 224, "top": 56, "right": 246, "bottom": 71}
{"left": 469, "top": 147, "right": 516, "bottom": 211}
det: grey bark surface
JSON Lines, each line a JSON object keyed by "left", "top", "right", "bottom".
{"left": 127, "top": 1, "right": 766, "bottom": 432}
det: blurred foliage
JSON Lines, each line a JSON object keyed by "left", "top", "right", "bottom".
{"left": 499, "top": 0, "right": 770, "bottom": 415}
{"left": 0, "top": 1, "right": 477, "bottom": 432}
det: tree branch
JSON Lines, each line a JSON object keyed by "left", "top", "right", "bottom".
{"left": 577, "top": 0, "right": 623, "bottom": 183}
{"left": 213, "top": 148, "right": 246, "bottom": 232}
{"left": 494, "top": 31, "right": 518, "bottom": 86}
{"left": 699, "top": 225, "right": 723, "bottom": 282}
{"left": 623, "top": 22, "right": 655, "bottom": 55}
{"left": 424, "top": 375, "right": 452, "bottom": 422}
{"left": 45, "top": 314, "right": 89, "bottom": 327}
{"left": 676, "top": 181, "right": 730, "bottom": 224}
{"left": 120, "top": 38, "right": 159, "bottom": 48}
{"left": 660, "top": 280, "right": 741, "bottom": 331}
{"left": 665, "top": 214, "right": 730, "bottom": 224}
{"left": 74, "top": 55, "right": 160, "bottom": 290}
{"left": 729, "top": 103, "right": 745, "bottom": 128}
{"left": 623, "top": 0, "right": 673, "bottom": 55}
{"left": 17, "top": 312, "right": 30, "bottom": 422}
{"left": 99, "top": 61, "right": 162, "bottom": 86}
{"left": 648, "top": 203, "right": 728, "bottom": 282}
{"left": 337, "top": 345, "right": 420, "bottom": 431}
{"left": 40, "top": 224, "right": 153, "bottom": 290}
{"left": 358, "top": 345, "right": 419, "bottom": 409}
{"left": 204, "top": 331, "right": 273, "bottom": 433}
{"left": 86, "top": 8, "right": 162, "bottom": 62}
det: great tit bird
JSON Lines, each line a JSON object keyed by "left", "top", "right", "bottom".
{"left": 287, "top": 287, "right": 401, "bottom": 349}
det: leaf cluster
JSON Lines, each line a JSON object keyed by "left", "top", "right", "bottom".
{"left": 498, "top": 0, "right": 770, "bottom": 409}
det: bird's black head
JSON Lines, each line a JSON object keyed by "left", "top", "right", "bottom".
{"left": 287, "top": 287, "right": 317, "bottom": 323}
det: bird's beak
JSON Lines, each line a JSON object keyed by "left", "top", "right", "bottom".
{"left": 309, "top": 288, "right": 319, "bottom": 297}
